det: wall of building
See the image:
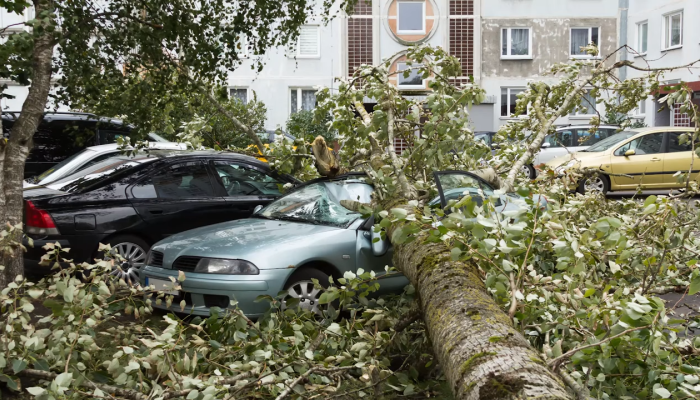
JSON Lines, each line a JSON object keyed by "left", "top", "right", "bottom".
{"left": 626, "top": 0, "right": 700, "bottom": 127}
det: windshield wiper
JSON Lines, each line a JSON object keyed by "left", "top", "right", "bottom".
{"left": 271, "top": 215, "right": 320, "bottom": 225}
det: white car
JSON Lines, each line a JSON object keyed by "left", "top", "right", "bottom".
{"left": 23, "top": 142, "right": 187, "bottom": 189}
{"left": 534, "top": 125, "right": 620, "bottom": 166}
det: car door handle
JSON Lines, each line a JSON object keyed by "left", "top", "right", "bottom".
{"left": 650, "top": 158, "right": 661, "bottom": 162}
{"left": 148, "top": 209, "right": 164, "bottom": 214}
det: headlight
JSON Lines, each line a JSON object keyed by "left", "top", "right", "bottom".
{"left": 194, "top": 259, "right": 260, "bottom": 275}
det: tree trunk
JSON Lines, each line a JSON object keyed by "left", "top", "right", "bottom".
{"left": 0, "top": 0, "right": 56, "bottom": 289}
{"left": 387, "top": 217, "right": 573, "bottom": 399}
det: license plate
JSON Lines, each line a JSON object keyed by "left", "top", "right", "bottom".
{"left": 145, "top": 277, "right": 180, "bottom": 295}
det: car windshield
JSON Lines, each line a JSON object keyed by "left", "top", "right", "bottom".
{"left": 581, "top": 131, "right": 636, "bottom": 152}
{"left": 147, "top": 132, "right": 168, "bottom": 142}
{"left": 32, "top": 149, "right": 94, "bottom": 183}
{"left": 258, "top": 181, "right": 373, "bottom": 228}
{"left": 55, "top": 157, "right": 156, "bottom": 193}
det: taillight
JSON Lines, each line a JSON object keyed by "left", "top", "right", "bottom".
{"left": 25, "top": 201, "right": 59, "bottom": 235}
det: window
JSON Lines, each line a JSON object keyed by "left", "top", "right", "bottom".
{"left": 132, "top": 162, "right": 216, "bottom": 199}
{"left": 663, "top": 11, "right": 683, "bottom": 50}
{"left": 544, "top": 131, "right": 575, "bottom": 148}
{"left": 290, "top": 88, "right": 317, "bottom": 114}
{"left": 637, "top": 99, "right": 647, "bottom": 115}
{"left": 637, "top": 21, "right": 648, "bottom": 54}
{"left": 500, "top": 88, "right": 525, "bottom": 117}
{"left": 230, "top": 88, "right": 248, "bottom": 104}
{"left": 614, "top": 133, "right": 664, "bottom": 156}
{"left": 570, "top": 27, "right": 599, "bottom": 57}
{"left": 668, "top": 132, "right": 694, "bottom": 153}
{"left": 213, "top": 162, "right": 284, "bottom": 196}
{"left": 397, "top": 62, "right": 424, "bottom": 89}
{"left": 576, "top": 128, "right": 613, "bottom": 146}
{"left": 292, "top": 25, "right": 320, "bottom": 58}
{"left": 29, "top": 121, "right": 96, "bottom": 163}
{"left": 501, "top": 28, "right": 532, "bottom": 59}
{"left": 570, "top": 90, "right": 597, "bottom": 116}
{"left": 397, "top": 1, "right": 425, "bottom": 34}
{"left": 236, "top": 35, "right": 248, "bottom": 58}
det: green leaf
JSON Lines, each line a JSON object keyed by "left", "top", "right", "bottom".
{"left": 450, "top": 247, "right": 462, "bottom": 260}
{"left": 643, "top": 195, "right": 657, "bottom": 208}
{"left": 690, "top": 275, "right": 700, "bottom": 295}
{"left": 26, "top": 387, "right": 45, "bottom": 396}
{"left": 0, "top": 375, "right": 19, "bottom": 391}
{"left": 12, "top": 359, "right": 27, "bottom": 374}
{"left": 653, "top": 387, "right": 671, "bottom": 398}
{"left": 187, "top": 389, "right": 200, "bottom": 399}
{"left": 209, "top": 340, "right": 222, "bottom": 350}
{"left": 42, "top": 299, "right": 64, "bottom": 316}
{"left": 584, "top": 288, "right": 596, "bottom": 298}
{"left": 642, "top": 204, "right": 657, "bottom": 215}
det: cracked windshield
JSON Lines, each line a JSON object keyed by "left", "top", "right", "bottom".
{"left": 259, "top": 181, "right": 372, "bottom": 227}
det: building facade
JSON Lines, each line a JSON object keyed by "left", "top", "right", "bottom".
{"left": 476, "top": 0, "right": 620, "bottom": 131}
{"left": 625, "top": 0, "right": 700, "bottom": 127}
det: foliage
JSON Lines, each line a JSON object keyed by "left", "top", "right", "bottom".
{"left": 0, "top": 240, "right": 445, "bottom": 399}
{"left": 286, "top": 110, "right": 336, "bottom": 145}
{"left": 603, "top": 109, "right": 647, "bottom": 129}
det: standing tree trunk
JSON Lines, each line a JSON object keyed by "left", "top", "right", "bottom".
{"left": 0, "top": 0, "right": 56, "bottom": 289}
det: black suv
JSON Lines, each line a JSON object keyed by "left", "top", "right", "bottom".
{"left": 1, "top": 112, "right": 167, "bottom": 178}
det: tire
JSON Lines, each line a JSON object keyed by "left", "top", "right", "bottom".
{"left": 97, "top": 235, "right": 150, "bottom": 286}
{"left": 521, "top": 164, "right": 536, "bottom": 179}
{"left": 283, "top": 269, "right": 331, "bottom": 315}
{"left": 578, "top": 174, "right": 610, "bottom": 195}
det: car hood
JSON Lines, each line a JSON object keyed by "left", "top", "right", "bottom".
{"left": 152, "top": 218, "right": 350, "bottom": 270}
{"left": 545, "top": 151, "right": 609, "bottom": 168}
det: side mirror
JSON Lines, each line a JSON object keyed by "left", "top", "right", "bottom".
{"left": 371, "top": 229, "right": 388, "bottom": 257}
{"left": 253, "top": 204, "right": 263, "bottom": 214}
{"left": 624, "top": 149, "right": 636, "bottom": 157}
{"left": 541, "top": 142, "right": 551, "bottom": 148}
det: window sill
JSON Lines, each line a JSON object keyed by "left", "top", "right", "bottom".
{"left": 398, "top": 86, "right": 426, "bottom": 90}
{"left": 661, "top": 45, "right": 683, "bottom": 52}
{"left": 569, "top": 115, "right": 595, "bottom": 120}
{"left": 501, "top": 56, "right": 533, "bottom": 60}
{"left": 291, "top": 55, "right": 321, "bottom": 59}
{"left": 633, "top": 52, "right": 647, "bottom": 58}
{"left": 499, "top": 116, "right": 527, "bottom": 120}
{"left": 570, "top": 55, "right": 602, "bottom": 60}
{"left": 397, "top": 30, "right": 426, "bottom": 35}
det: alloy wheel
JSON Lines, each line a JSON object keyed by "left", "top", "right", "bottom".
{"left": 284, "top": 280, "right": 324, "bottom": 315}
{"left": 521, "top": 165, "right": 532, "bottom": 178}
{"left": 107, "top": 242, "right": 146, "bottom": 286}
{"left": 584, "top": 177, "right": 606, "bottom": 193}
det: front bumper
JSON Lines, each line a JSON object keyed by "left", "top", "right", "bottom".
{"left": 141, "top": 266, "right": 292, "bottom": 318}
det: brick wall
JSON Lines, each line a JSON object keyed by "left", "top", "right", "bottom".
{"left": 348, "top": 0, "right": 373, "bottom": 85}
{"left": 448, "top": 0, "right": 474, "bottom": 87}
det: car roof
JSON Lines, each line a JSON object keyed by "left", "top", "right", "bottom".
{"left": 145, "top": 149, "right": 268, "bottom": 165}
{"left": 627, "top": 126, "right": 695, "bottom": 133}
{"left": 1, "top": 111, "right": 127, "bottom": 126}
{"left": 555, "top": 125, "right": 619, "bottom": 131}
{"left": 82, "top": 141, "right": 186, "bottom": 153}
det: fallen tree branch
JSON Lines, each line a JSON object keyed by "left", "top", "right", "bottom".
{"left": 275, "top": 367, "right": 317, "bottom": 400}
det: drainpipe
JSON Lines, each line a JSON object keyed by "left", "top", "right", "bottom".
{"left": 618, "top": 0, "right": 629, "bottom": 81}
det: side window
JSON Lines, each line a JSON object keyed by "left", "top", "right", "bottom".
{"left": 435, "top": 172, "right": 500, "bottom": 208}
{"left": 98, "top": 129, "right": 131, "bottom": 144}
{"left": 576, "top": 128, "right": 612, "bottom": 146}
{"left": 76, "top": 152, "right": 120, "bottom": 173}
{"left": 614, "top": 133, "right": 664, "bottom": 156}
{"left": 546, "top": 131, "right": 574, "bottom": 148}
{"left": 213, "top": 161, "right": 284, "bottom": 196}
{"left": 132, "top": 162, "right": 216, "bottom": 199}
{"left": 28, "top": 121, "right": 96, "bottom": 163}
{"left": 668, "top": 132, "right": 693, "bottom": 153}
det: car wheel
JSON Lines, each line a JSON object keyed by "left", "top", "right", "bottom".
{"left": 101, "top": 235, "right": 150, "bottom": 286}
{"left": 521, "top": 164, "right": 536, "bottom": 179}
{"left": 283, "top": 269, "right": 330, "bottom": 316}
{"left": 578, "top": 174, "right": 610, "bottom": 195}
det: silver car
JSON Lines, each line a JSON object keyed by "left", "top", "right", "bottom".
{"left": 141, "top": 171, "right": 545, "bottom": 317}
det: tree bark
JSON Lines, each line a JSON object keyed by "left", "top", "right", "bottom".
{"left": 0, "top": 0, "right": 56, "bottom": 289}
{"left": 386, "top": 217, "right": 572, "bottom": 399}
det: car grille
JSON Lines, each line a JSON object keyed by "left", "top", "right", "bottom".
{"left": 149, "top": 251, "right": 164, "bottom": 267}
{"left": 173, "top": 256, "right": 202, "bottom": 272}
{"left": 204, "top": 294, "right": 230, "bottom": 309}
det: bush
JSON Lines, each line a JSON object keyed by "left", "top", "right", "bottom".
{"left": 286, "top": 110, "right": 336, "bottom": 144}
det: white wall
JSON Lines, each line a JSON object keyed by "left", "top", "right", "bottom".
{"left": 481, "top": 0, "right": 619, "bottom": 18}
{"left": 626, "top": 0, "right": 700, "bottom": 127}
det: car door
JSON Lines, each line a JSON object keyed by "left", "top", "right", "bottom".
{"left": 535, "top": 130, "right": 575, "bottom": 165}
{"left": 663, "top": 131, "right": 698, "bottom": 188}
{"left": 354, "top": 216, "right": 402, "bottom": 295}
{"left": 209, "top": 160, "right": 288, "bottom": 219}
{"left": 128, "top": 161, "right": 228, "bottom": 239}
{"left": 609, "top": 132, "right": 665, "bottom": 189}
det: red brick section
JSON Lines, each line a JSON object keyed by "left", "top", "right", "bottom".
{"left": 348, "top": 0, "right": 373, "bottom": 86}
{"left": 448, "top": 0, "right": 474, "bottom": 87}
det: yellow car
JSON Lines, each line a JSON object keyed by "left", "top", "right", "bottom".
{"left": 545, "top": 127, "right": 698, "bottom": 194}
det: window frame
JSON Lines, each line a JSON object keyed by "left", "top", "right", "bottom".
{"left": 289, "top": 88, "right": 318, "bottom": 114}
{"left": 396, "top": 0, "right": 426, "bottom": 35}
{"left": 293, "top": 24, "right": 321, "bottom": 58}
{"left": 500, "top": 27, "right": 533, "bottom": 60}
{"left": 662, "top": 10, "right": 683, "bottom": 51}
{"left": 569, "top": 27, "right": 600, "bottom": 58}
{"left": 613, "top": 132, "right": 666, "bottom": 157}
{"left": 500, "top": 87, "right": 527, "bottom": 118}
{"left": 636, "top": 21, "right": 648, "bottom": 55}
{"left": 229, "top": 87, "right": 249, "bottom": 105}
{"left": 396, "top": 62, "right": 425, "bottom": 90}
{"left": 129, "top": 161, "right": 218, "bottom": 200}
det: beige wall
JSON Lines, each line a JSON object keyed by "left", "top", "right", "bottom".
{"left": 481, "top": 18, "right": 618, "bottom": 78}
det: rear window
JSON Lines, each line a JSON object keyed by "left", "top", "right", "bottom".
{"left": 56, "top": 157, "right": 157, "bottom": 193}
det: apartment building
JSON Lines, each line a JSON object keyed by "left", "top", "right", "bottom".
{"left": 475, "top": 0, "right": 620, "bottom": 131}
{"left": 625, "top": 0, "right": 700, "bottom": 127}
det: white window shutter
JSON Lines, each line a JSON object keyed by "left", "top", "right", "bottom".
{"left": 298, "top": 25, "right": 319, "bottom": 56}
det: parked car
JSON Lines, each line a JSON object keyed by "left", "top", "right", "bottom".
{"left": 22, "top": 151, "right": 297, "bottom": 279}
{"left": 545, "top": 127, "right": 697, "bottom": 194}
{"left": 23, "top": 142, "right": 188, "bottom": 189}
{"left": 1, "top": 111, "right": 168, "bottom": 178}
{"left": 140, "top": 171, "right": 546, "bottom": 318}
